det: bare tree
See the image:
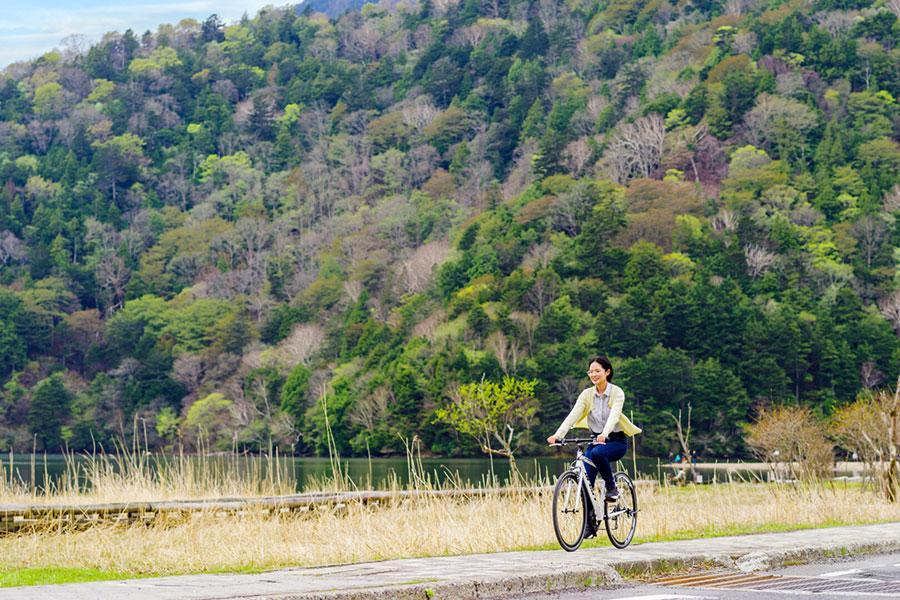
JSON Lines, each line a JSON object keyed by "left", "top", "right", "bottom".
{"left": 743, "top": 93, "right": 818, "bottom": 155}
{"left": 666, "top": 404, "right": 695, "bottom": 484}
{"left": 432, "top": 0, "right": 461, "bottom": 16}
{"left": 524, "top": 269, "right": 559, "bottom": 317}
{"left": 341, "top": 21, "right": 383, "bottom": 63}
{"left": 554, "top": 375, "right": 582, "bottom": 401}
{"left": 816, "top": 11, "right": 859, "bottom": 36}
{"left": 879, "top": 290, "right": 900, "bottom": 334}
{"left": 852, "top": 215, "right": 889, "bottom": 269}
{"left": 349, "top": 386, "right": 389, "bottom": 431}
{"left": 0, "top": 231, "right": 26, "bottom": 265}
{"left": 486, "top": 330, "right": 521, "bottom": 375}
{"left": 510, "top": 311, "right": 539, "bottom": 354}
{"left": 889, "top": 0, "right": 900, "bottom": 17}
{"left": 860, "top": 361, "right": 885, "bottom": 389}
{"left": 120, "top": 212, "right": 155, "bottom": 262}
{"left": 401, "top": 96, "right": 439, "bottom": 133}
{"left": 274, "top": 323, "right": 325, "bottom": 366}
{"left": 412, "top": 309, "right": 444, "bottom": 340}
{"left": 173, "top": 354, "right": 205, "bottom": 395}
{"left": 884, "top": 185, "right": 900, "bottom": 213}
{"left": 522, "top": 241, "right": 559, "bottom": 272}
{"left": 563, "top": 138, "right": 594, "bottom": 177}
{"left": 746, "top": 405, "right": 834, "bottom": 481}
{"left": 95, "top": 254, "right": 129, "bottom": 314}
{"left": 453, "top": 24, "right": 490, "bottom": 47}
{"left": 407, "top": 144, "right": 440, "bottom": 188}
{"left": 744, "top": 244, "right": 778, "bottom": 277}
{"left": 605, "top": 115, "right": 666, "bottom": 183}
{"left": 711, "top": 209, "right": 738, "bottom": 234}
{"left": 831, "top": 380, "right": 900, "bottom": 501}
{"left": 502, "top": 139, "right": 538, "bottom": 200}
{"left": 402, "top": 240, "right": 451, "bottom": 293}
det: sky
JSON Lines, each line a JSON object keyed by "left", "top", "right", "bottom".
{"left": 0, "top": 1, "right": 285, "bottom": 68}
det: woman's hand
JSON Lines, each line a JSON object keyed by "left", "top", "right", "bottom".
{"left": 595, "top": 434, "right": 606, "bottom": 444}
{"left": 547, "top": 435, "right": 557, "bottom": 445}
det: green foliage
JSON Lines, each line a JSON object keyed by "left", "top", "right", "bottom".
{"left": 27, "top": 373, "right": 73, "bottom": 451}
{"left": 434, "top": 376, "right": 539, "bottom": 459}
{"left": 184, "top": 393, "right": 235, "bottom": 451}
{"left": 0, "top": 0, "right": 895, "bottom": 461}
{"left": 281, "top": 363, "right": 312, "bottom": 423}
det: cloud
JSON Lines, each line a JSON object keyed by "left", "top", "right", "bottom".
{"left": 0, "top": 1, "right": 283, "bottom": 68}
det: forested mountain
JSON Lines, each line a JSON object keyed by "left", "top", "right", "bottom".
{"left": 0, "top": 0, "right": 897, "bottom": 458}
{"left": 297, "top": 0, "right": 370, "bottom": 18}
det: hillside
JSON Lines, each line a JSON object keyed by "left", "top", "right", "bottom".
{"left": 0, "top": 0, "right": 897, "bottom": 458}
{"left": 296, "top": 0, "right": 369, "bottom": 18}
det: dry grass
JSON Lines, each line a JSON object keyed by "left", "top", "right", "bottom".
{"left": 0, "top": 449, "right": 296, "bottom": 505}
{"left": 2, "top": 481, "right": 898, "bottom": 577}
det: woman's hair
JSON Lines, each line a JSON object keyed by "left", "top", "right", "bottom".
{"left": 588, "top": 355, "right": 614, "bottom": 381}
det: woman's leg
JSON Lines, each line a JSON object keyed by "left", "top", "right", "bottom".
{"left": 586, "top": 440, "right": 628, "bottom": 490}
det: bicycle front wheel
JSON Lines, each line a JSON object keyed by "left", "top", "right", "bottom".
{"left": 552, "top": 470, "right": 587, "bottom": 551}
{"left": 604, "top": 471, "right": 637, "bottom": 548}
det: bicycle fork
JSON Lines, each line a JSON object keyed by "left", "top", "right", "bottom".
{"left": 574, "top": 458, "right": 603, "bottom": 523}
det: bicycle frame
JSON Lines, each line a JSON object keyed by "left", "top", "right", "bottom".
{"left": 564, "top": 442, "right": 633, "bottom": 524}
{"left": 569, "top": 445, "right": 603, "bottom": 520}
{"left": 552, "top": 437, "right": 638, "bottom": 550}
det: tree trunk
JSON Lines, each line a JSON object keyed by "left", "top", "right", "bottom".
{"left": 886, "top": 377, "right": 899, "bottom": 502}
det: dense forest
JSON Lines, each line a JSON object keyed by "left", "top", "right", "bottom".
{"left": 0, "top": 0, "right": 897, "bottom": 459}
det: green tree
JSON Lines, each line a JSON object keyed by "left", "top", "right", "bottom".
{"left": 435, "top": 376, "right": 539, "bottom": 470}
{"left": 281, "top": 363, "right": 312, "bottom": 423}
{"left": 183, "top": 392, "right": 235, "bottom": 451}
{"left": 27, "top": 373, "right": 73, "bottom": 450}
{"left": 91, "top": 133, "right": 146, "bottom": 208}
{"left": 686, "top": 358, "right": 750, "bottom": 456}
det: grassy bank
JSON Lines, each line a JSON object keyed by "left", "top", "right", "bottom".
{"left": 2, "top": 479, "right": 898, "bottom": 587}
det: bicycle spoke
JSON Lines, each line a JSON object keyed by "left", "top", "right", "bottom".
{"left": 604, "top": 472, "right": 637, "bottom": 548}
{"left": 553, "top": 471, "right": 586, "bottom": 551}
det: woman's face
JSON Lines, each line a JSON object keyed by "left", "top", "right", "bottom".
{"left": 587, "top": 362, "right": 610, "bottom": 386}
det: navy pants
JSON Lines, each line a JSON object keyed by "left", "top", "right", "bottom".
{"left": 585, "top": 437, "right": 628, "bottom": 491}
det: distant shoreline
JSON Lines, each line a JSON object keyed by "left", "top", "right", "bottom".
{"left": 669, "top": 461, "right": 885, "bottom": 471}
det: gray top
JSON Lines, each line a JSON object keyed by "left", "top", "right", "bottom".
{"left": 587, "top": 386, "right": 613, "bottom": 434}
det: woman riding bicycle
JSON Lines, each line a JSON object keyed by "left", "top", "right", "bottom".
{"left": 547, "top": 356, "right": 640, "bottom": 502}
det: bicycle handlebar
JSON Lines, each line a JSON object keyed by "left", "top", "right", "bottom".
{"left": 551, "top": 437, "right": 596, "bottom": 445}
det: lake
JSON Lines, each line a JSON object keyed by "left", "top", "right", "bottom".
{"left": 1, "top": 452, "right": 838, "bottom": 493}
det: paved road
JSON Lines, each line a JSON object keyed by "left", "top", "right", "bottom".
{"left": 515, "top": 552, "right": 900, "bottom": 599}
{"left": 2, "top": 523, "right": 899, "bottom": 599}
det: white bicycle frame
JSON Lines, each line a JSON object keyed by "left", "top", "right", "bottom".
{"left": 568, "top": 445, "right": 631, "bottom": 523}
{"left": 570, "top": 445, "right": 604, "bottom": 520}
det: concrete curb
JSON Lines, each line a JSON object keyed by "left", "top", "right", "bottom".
{"left": 278, "top": 565, "right": 623, "bottom": 600}
{"left": 3, "top": 523, "right": 899, "bottom": 600}
{"left": 277, "top": 529, "right": 900, "bottom": 600}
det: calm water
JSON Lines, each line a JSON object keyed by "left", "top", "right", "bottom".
{"left": 0, "top": 453, "right": 794, "bottom": 493}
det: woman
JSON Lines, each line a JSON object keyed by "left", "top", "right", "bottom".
{"left": 547, "top": 356, "right": 641, "bottom": 501}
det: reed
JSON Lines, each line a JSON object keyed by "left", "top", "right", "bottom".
{"left": 0, "top": 444, "right": 296, "bottom": 505}
{"left": 1, "top": 480, "right": 897, "bottom": 580}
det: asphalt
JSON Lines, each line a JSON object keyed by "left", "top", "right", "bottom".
{"left": 3, "top": 522, "right": 900, "bottom": 600}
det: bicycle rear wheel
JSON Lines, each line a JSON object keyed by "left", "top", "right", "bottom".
{"left": 552, "top": 470, "right": 587, "bottom": 551}
{"left": 603, "top": 471, "right": 637, "bottom": 548}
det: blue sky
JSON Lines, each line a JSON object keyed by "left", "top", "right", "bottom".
{"left": 0, "top": 1, "right": 285, "bottom": 68}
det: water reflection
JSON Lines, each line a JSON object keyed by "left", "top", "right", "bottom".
{"left": 0, "top": 454, "right": 867, "bottom": 493}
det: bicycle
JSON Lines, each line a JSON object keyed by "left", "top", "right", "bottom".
{"left": 551, "top": 437, "right": 638, "bottom": 551}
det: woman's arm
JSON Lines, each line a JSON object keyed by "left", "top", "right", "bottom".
{"left": 599, "top": 386, "right": 625, "bottom": 438}
{"left": 549, "top": 390, "right": 589, "bottom": 441}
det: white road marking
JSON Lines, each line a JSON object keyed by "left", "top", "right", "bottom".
{"left": 611, "top": 595, "right": 713, "bottom": 600}
{"left": 819, "top": 568, "right": 862, "bottom": 577}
